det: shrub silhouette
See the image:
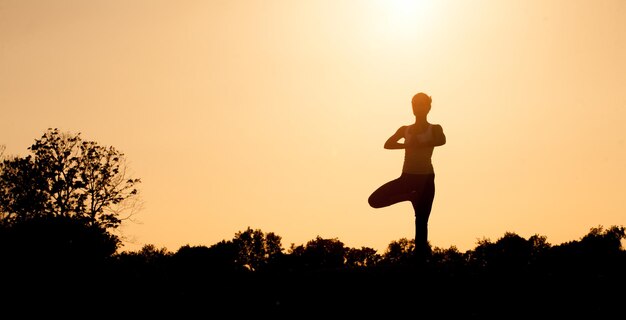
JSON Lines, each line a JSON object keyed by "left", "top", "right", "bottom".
{"left": 1, "top": 215, "right": 118, "bottom": 270}
{"left": 345, "top": 246, "right": 381, "bottom": 268}
{"left": 288, "top": 236, "right": 346, "bottom": 270}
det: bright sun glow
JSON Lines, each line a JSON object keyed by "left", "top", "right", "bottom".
{"left": 388, "top": 0, "right": 437, "bottom": 20}
{"left": 372, "top": 0, "right": 440, "bottom": 39}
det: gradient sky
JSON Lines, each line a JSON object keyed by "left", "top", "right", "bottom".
{"left": 1, "top": 0, "right": 625, "bottom": 254}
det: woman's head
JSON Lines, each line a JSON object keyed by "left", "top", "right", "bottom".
{"left": 412, "top": 92, "right": 432, "bottom": 116}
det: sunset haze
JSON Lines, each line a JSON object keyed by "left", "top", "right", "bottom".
{"left": 1, "top": 0, "right": 625, "bottom": 254}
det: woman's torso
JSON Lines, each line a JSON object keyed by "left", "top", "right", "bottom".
{"left": 402, "top": 124, "right": 435, "bottom": 174}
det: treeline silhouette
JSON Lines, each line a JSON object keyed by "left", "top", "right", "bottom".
{"left": 1, "top": 129, "right": 624, "bottom": 317}
{"left": 2, "top": 221, "right": 625, "bottom": 317}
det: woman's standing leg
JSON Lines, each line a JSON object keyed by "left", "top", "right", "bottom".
{"left": 411, "top": 174, "right": 435, "bottom": 264}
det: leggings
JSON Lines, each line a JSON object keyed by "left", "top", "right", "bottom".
{"left": 368, "top": 173, "right": 435, "bottom": 260}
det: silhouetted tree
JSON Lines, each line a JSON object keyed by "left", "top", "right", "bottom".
{"left": 492, "top": 232, "right": 533, "bottom": 272}
{"left": 430, "top": 245, "right": 468, "bottom": 274}
{"left": 112, "top": 244, "right": 172, "bottom": 278}
{"left": 345, "top": 246, "right": 381, "bottom": 268}
{"left": 0, "top": 156, "right": 48, "bottom": 221}
{"left": 0, "top": 129, "right": 141, "bottom": 269}
{"left": 381, "top": 237, "right": 415, "bottom": 265}
{"left": 579, "top": 225, "right": 625, "bottom": 254}
{"left": 173, "top": 241, "right": 241, "bottom": 273}
{"left": 137, "top": 244, "right": 172, "bottom": 261}
{"left": 546, "top": 225, "right": 626, "bottom": 276}
{"left": 0, "top": 128, "right": 141, "bottom": 229}
{"left": 466, "top": 232, "right": 536, "bottom": 275}
{"left": 232, "top": 227, "right": 284, "bottom": 271}
{"left": 289, "top": 236, "right": 346, "bottom": 270}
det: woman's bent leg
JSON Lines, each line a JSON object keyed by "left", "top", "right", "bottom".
{"left": 368, "top": 176, "right": 413, "bottom": 208}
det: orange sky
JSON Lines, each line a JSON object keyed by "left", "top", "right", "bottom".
{"left": 1, "top": 0, "right": 625, "bottom": 254}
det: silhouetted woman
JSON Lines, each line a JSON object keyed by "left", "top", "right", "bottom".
{"left": 368, "top": 92, "right": 446, "bottom": 264}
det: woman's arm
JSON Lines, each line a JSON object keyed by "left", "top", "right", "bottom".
{"left": 384, "top": 126, "right": 407, "bottom": 150}
{"left": 431, "top": 124, "right": 446, "bottom": 147}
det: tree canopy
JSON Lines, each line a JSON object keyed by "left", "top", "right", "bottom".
{"left": 0, "top": 128, "right": 141, "bottom": 229}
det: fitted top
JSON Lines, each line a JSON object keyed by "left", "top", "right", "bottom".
{"left": 402, "top": 124, "right": 435, "bottom": 174}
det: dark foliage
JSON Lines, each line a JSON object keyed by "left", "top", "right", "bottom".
{"left": 0, "top": 128, "right": 141, "bottom": 230}
{"left": 0, "top": 215, "right": 119, "bottom": 268}
{"left": 0, "top": 222, "right": 624, "bottom": 318}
